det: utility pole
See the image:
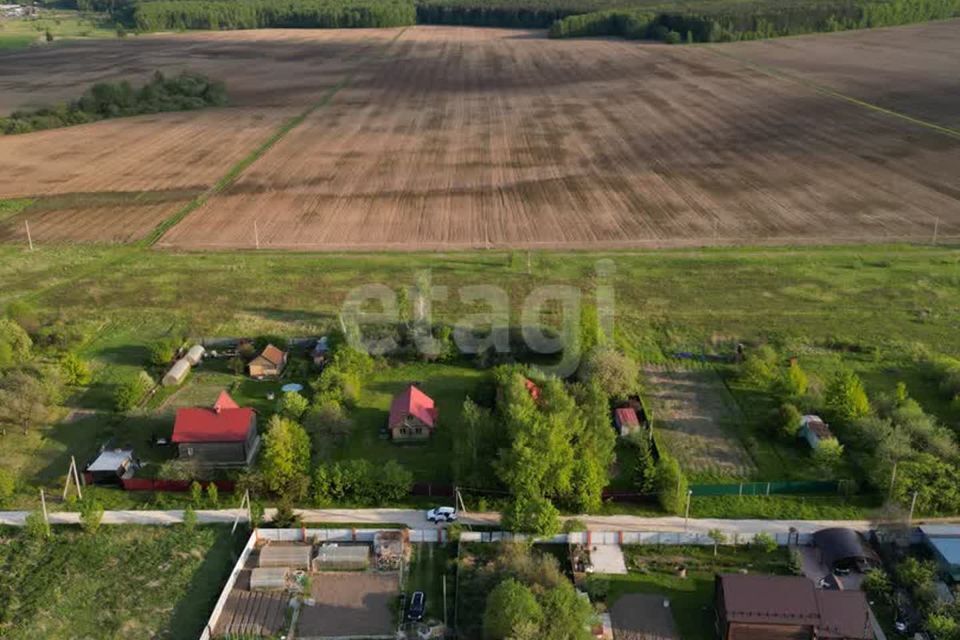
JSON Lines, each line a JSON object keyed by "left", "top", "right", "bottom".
{"left": 254, "top": 220, "right": 260, "bottom": 249}
{"left": 442, "top": 574, "right": 448, "bottom": 630}
{"left": 25, "top": 220, "right": 33, "bottom": 251}
{"left": 39, "top": 488, "right": 48, "bottom": 526}
{"left": 933, "top": 218, "right": 940, "bottom": 245}
{"left": 908, "top": 490, "right": 919, "bottom": 524}
{"left": 889, "top": 460, "right": 898, "bottom": 500}
{"left": 684, "top": 489, "right": 693, "bottom": 532}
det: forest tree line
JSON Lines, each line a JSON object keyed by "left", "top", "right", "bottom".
{"left": 548, "top": 0, "right": 960, "bottom": 41}
{"left": 73, "top": 0, "right": 960, "bottom": 36}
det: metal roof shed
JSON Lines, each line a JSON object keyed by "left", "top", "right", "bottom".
{"left": 813, "top": 527, "right": 870, "bottom": 572}
{"left": 259, "top": 545, "right": 312, "bottom": 570}
{"left": 250, "top": 567, "right": 289, "bottom": 591}
{"left": 313, "top": 545, "right": 370, "bottom": 571}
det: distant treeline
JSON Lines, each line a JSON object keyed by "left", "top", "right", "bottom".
{"left": 0, "top": 72, "right": 225, "bottom": 135}
{"left": 549, "top": 0, "right": 960, "bottom": 41}
{"left": 79, "top": 0, "right": 960, "bottom": 39}
{"left": 133, "top": 0, "right": 415, "bottom": 30}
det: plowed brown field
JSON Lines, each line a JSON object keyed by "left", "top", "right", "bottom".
{"left": 2, "top": 24, "right": 959, "bottom": 249}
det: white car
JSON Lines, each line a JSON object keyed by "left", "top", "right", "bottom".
{"left": 426, "top": 506, "right": 457, "bottom": 523}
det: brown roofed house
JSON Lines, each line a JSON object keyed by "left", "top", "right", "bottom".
{"left": 248, "top": 344, "right": 287, "bottom": 378}
{"left": 715, "top": 574, "right": 873, "bottom": 640}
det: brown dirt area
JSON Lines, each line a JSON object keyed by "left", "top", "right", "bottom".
{"left": 297, "top": 571, "right": 398, "bottom": 638}
{"left": 722, "top": 19, "right": 960, "bottom": 130}
{"left": 642, "top": 366, "right": 755, "bottom": 479}
{"left": 610, "top": 593, "right": 680, "bottom": 640}
{"left": 1, "top": 24, "right": 959, "bottom": 248}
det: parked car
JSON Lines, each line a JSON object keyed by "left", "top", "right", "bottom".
{"left": 426, "top": 506, "right": 457, "bottom": 523}
{"left": 407, "top": 591, "right": 426, "bottom": 621}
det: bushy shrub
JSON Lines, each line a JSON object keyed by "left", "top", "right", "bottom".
{"left": 1, "top": 71, "right": 227, "bottom": 135}
{"left": 113, "top": 370, "right": 154, "bottom": 412}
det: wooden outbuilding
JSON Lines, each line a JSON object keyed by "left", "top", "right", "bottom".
{"left": 248, "top": 344, "right": 287, "bottom": 378}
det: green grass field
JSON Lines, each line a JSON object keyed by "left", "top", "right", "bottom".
{"left": 1, "top": 243, "right": 959, "bottom": 515}
{"left": 0, "top": 12, "right": 118, "bottom": 51}
{"left": 405, "top": 543, "right": 454, "bottom": 622}
{"left": 0, "top": 524, "right": 242, "bottom": 639}
{"left": 604, "top": 544, "right": 794, "bottom": 640}
{"left": 331, "top": 362, "right": 489, "bottom": 483}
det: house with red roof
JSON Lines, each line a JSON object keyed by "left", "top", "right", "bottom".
{"left": 172, "top": 391, "right": 259, "bottom": 467}
{"left": 614, "top": 407, "right": 640, "bottom": 436}
{"left": 388, "top": 385, "right": 437, "bottom": 441}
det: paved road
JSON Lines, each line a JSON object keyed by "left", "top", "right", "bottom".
{"left": 0, "top": 507, "right": 883, "bottom": 534}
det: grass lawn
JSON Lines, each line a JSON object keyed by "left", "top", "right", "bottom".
{"left": 405, "top": 543, "right": 454, "bottom": 623}
{"left": 603, "top": 544, "right": 794, "bottom": 640}
{"left": 0, "top": 11, "right": 117, "bottom": 52}
{"left": 332, "top": 361, "right": 490, "bottom": 483}
{"left": 0, "top": 524, "right": 242, "bottom": 639}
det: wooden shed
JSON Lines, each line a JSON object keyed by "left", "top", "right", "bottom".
{"left": 313, "top": 545, "right": 371, "bottom": 571}
{"left": 259, "top": 544, "right": 312, "bottom": 570}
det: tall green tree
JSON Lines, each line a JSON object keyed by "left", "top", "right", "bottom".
{"left": 483, "top": 578, "right": 543, "bottom": 640}
{"left": 260, "top": 415, "right": 311, "bottom": 497}
{"left": 655, "top": 455, "right": 688, "bottom": 515}
{"left": 825, "top": 369, "right": 870, "bottom": 424}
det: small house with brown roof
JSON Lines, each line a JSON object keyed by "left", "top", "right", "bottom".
{"left": 248, "top": 344, "right": 287, "bottom": 378}
{"left": 614, "top": 407, "right": 640, "bottom": 436}
{"left": 715, "top": 574, "right": 873, "bottom": 640}
{"left": 800, "top": 414, "right": 834, "bottom": 449}
{"left": 172, "top": 391, "right": 259, "bottom": 467}
{"left": 388, "top": 385, "right": 437, "bottom": 441}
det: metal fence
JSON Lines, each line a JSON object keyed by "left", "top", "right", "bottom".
{"left": 690, "top": 480, "right": 840, "bottom": 497}
{"left": 458, "top": 530, "right": 813, "bottom": 546}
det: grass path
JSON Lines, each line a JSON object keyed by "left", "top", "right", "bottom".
{"left": 144, "top": 27, "right": 410, "bottom": 247}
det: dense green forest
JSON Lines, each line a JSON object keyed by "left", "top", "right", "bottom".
{"left": 549, "top": 0, "right": 960, "bottom": 41}
{"left": 66, "top": 0, "right": 960, "bottom": 39}
{"left": 133, "top": 0, "right": 414, "bottom": 30}
{"left": 0, "top": 72, "right": 225, "bottom": 135}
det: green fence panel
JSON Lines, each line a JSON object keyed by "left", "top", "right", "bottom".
{"left": 690, "top": 480, "right": 839, "bottom": 497}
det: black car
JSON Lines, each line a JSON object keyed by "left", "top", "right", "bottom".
{"left": 407, "top": 591, "right": 426, "bottom": 621}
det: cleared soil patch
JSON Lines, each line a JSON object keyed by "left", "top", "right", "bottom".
{"left": 0, "top": 200, "right": 185, "bottom": 243}
{"left": 642, "top": 366, "right": 755, "bottom": 480}
{"left": 298, "top": 572, "right": 398, "bottom": 638}
{"left": 723, "top": 19, "right": 960, "bottom": 130}
{"left": 0, "top": 28, "right": 402, "bottom": 113}
{"left": 0, "top": 107, "right": 298, "bottom": 199}
{"left": 161, "top": 25, "right": 960, "bottom": 250}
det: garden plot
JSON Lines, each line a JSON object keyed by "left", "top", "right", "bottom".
{"left": 643, "top": 365, "right": 755, "bottom": 481}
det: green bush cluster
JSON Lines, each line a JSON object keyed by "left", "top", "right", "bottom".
{"left": 134, "top": 0, "right": 416, "bottom": 30}
{"left": 313, "top": 459, "right": 413, "bottom": 505}
{"left": 0, "top": 71, "right": 226, "bottom": 136}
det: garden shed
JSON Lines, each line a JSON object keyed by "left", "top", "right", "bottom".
{"left": 812, "top": 527, "right": 873, "bottom": 573}
{"left": 259, "top": 544, "right": 312, "bottom": 570}
{"left": 313, "top": 545, "right": 371, "bottom": 571}
{"left": 162, "top": 358, "right": 191, "bottom": 386}
{"left": 250, "top": 567, "right": 290, "bottom": 591}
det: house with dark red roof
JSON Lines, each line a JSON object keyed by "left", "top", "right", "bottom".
{"left": 172, "top": 391, "right": 259, "bottom": 467}
{"left": 715, "top": 574, "right": 873, "bottom": 640}
{"left": 388, "top": 385, "right": 437, "bottom": 441}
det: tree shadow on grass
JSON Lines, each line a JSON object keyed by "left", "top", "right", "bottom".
{"left": 166, "top": 526, "right": 247, "bottom": 639}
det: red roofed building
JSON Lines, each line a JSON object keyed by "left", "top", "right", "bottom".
{"left": 172, "top": 391, "right": 259, "bottom": 467}
{"left": 523, "top": 377, "right": 541, "bottom": 402}
{"left": 388, "top": 385, "right": 437, "bottom": 441}
{"left": 614, "top": 407, "right": 640, "bottom": 436}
